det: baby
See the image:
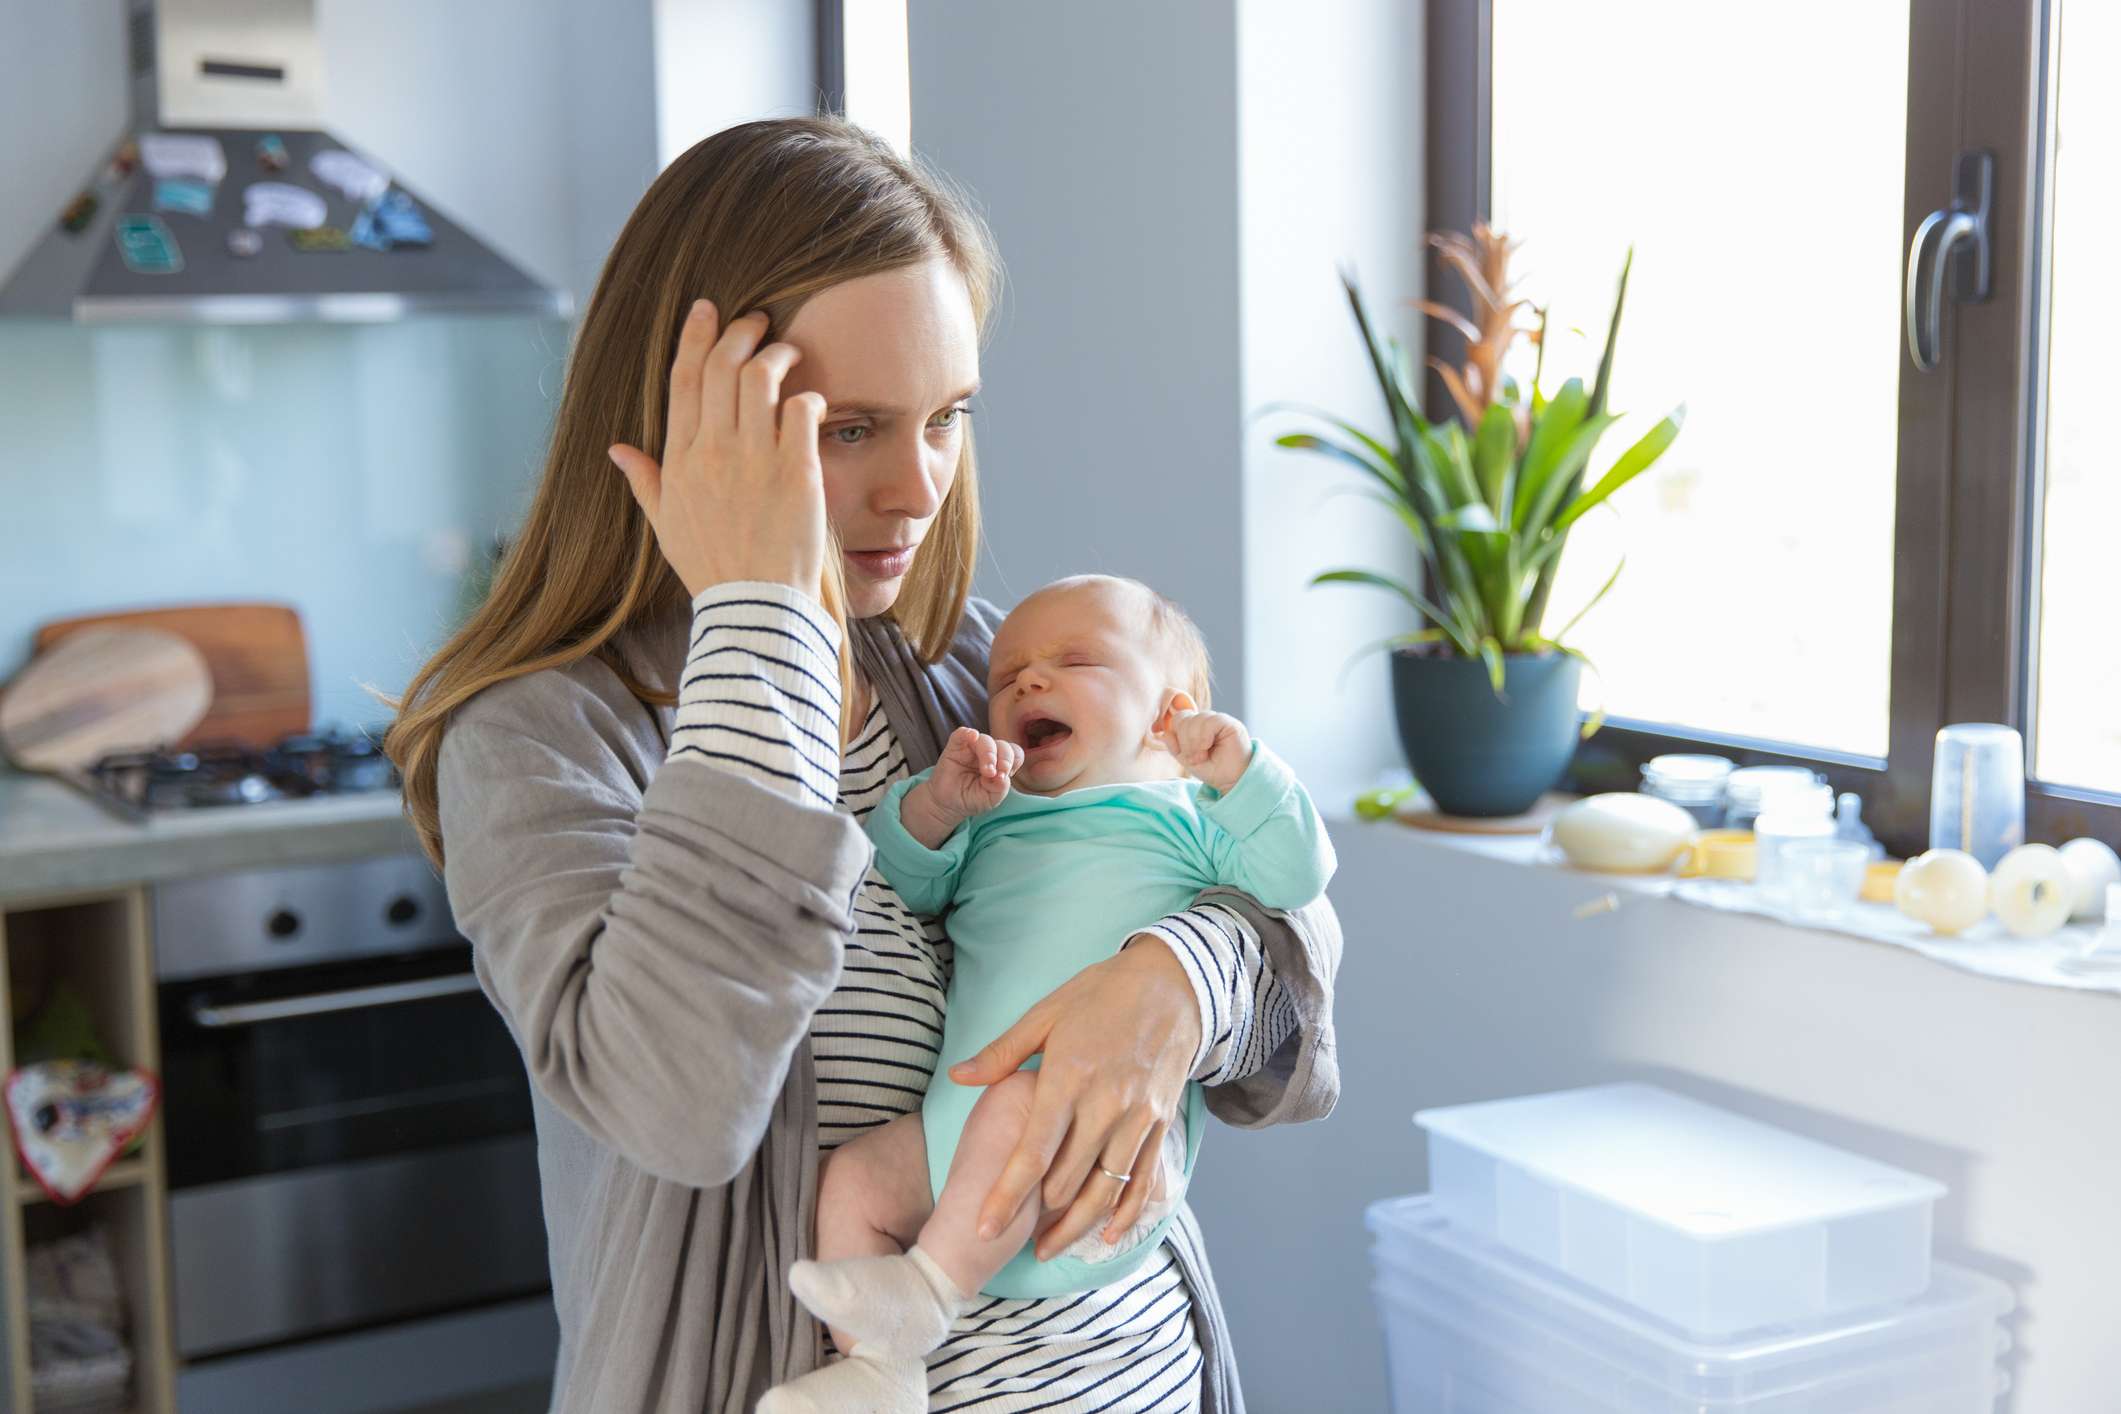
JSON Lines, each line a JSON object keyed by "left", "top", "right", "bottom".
{"left": 759, "top": 575, "right": 1335, "bottom": 1413}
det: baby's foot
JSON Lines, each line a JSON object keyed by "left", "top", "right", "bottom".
{"left": 787, "top": 1245, "right": 970, "bottom": 1356}
{"left": 755, "top": 1342, "right": 925, "bottom": 1414}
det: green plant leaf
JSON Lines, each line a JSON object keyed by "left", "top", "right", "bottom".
{"left": 1353, "top": 783, "right": 1421, "bottom": 821}
{"left": 1588, "top": 246, "right": 1634, "bottom": 420}
{"left": 1258, "top": 402, "right": 1405, "bottom": 485}
{"left": 1473, "top": 401, "right": 1517, "bottom": 519}
{"left": 1520, "top": 410, "right": 1619, "bottom": 536}
{"left": 1529, "top": 304, "right": 1550, "bottom": 398}
{"left": 1310, "top": 569, "right": 1479, "bottom": 656}
{"left": 1274, "top": 431, "right": 1406, "bottom": 501}
{"left": 1550, "top": 538, "right": 1625, "bottom": 645}
{"left": 1551, "top": 406, "right": 1685, "bottom": 535}
{"left": 1420, "top": 423, "right": 1483, "bottom": 512}
{"left": 1334, "top": 629, "right": 1451, "bottom": 693}
{"left": 1343, "top": 271, "right": 1428, "bottom": 441}
{"left": 1565, "top": 647, "right": 1609, "bottom": 739}
{"left": 1478, "top": 636, "right": 1508, "bottom": 697}
{"left": 1510, "top": 377, "right": 1588, "bottom": 529}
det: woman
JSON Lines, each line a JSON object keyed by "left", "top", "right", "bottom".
{"left": 386, "top": 117, "right": 1342, "bottom": 1413}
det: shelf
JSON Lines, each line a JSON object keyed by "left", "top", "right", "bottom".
{"left": 16, "top": 1155, "right": 151, "bottom": 1206}
{"left": 0, "top": 887, "right": 176, "bottom": 1413}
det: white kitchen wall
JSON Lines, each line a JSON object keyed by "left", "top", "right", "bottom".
{"left": 908, "top": 0, "right": 1251, "bottom": 713}
{"left": 0, "top": 0, "right": 668, "bottom": 725}
{"left": 1236, "top": 0, "right": 1417, "bottom": 794}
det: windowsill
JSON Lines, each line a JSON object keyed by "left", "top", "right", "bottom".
{"left": 1321, "top": 787, "right": 2121, "bottom": 1001}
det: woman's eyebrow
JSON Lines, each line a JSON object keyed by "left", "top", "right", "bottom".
{"left": 826, "top": 383, "right": 981, "bottom": 419}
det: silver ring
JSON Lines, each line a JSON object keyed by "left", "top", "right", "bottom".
{"left": 1097, "top": 1165, "right": 1131, "bottom": 1185}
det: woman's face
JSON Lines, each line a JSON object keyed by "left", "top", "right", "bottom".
{"left": 781, "top": 258, "right": 981, "bottom": 620}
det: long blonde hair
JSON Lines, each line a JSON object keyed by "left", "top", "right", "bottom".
{"left": 385, "top": 117, "right": 1000, "bottom": 868}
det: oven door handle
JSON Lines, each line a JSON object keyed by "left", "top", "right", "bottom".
{"left": 186, "top": 972, "right": 484, "bottom": 1028}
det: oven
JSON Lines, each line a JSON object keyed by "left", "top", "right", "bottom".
{"left": 154, "top": 854, "right": 548, "bottom": 1361}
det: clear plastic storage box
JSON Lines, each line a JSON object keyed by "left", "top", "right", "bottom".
{"left": 1414, "top": 1084, "right": 1947, "bottom": 1335}
{"left": 1366, "top": 1196, "right": 2010, "bottom": 1414}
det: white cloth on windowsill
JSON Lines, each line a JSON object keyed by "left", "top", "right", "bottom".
{"left": 1670, "top": 877, "right": 2121, "bottom": 995}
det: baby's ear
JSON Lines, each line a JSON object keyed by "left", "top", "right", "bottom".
{"left": 1152, "top": 691, "right": 1199, "bottom": 736}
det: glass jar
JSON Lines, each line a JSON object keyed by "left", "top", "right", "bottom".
{"left": 1752, "top": 783, "right": 1839, "bottom": 902}
{"left": 1722, "top": 766, "right": 1825, "bottom": 832}
{"left": 1639, "top": 754, "right": 1735, "bottom": 828}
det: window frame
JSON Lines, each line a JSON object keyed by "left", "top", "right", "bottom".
{"left": 1425, "top": 0, "right": 2119, "bottom": 859}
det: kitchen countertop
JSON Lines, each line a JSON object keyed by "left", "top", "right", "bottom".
{"left": 0, "top": 767, "right": 420, "bottom": 905}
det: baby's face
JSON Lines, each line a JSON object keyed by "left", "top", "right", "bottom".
{"left": 987, "top": 583, "right": 1188, "bottom": 796}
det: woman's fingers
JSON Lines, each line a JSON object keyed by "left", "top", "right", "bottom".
{"left": 664, "top": 299, "right": 718, "bottom": 458}
{"left": 778, "top": 391, "right": 827, "bottom": 479}
{"left": 949, "top": 1010, "right": 1044, "bottom": 1087}
{"left": 606, "top": 443, "right": 661, "bottom": 513}
{"left": 1041, "top": 1099, "right": 1146, "bottom": 1212}
{"left": 737, "top": 341, "right": 803, "bottom": 455}
{"left": 701, "top": 310, "right": 772, "bottom": 444}
{"left": 1035, "top": 1126, "right": 1139, "bottom": 1261}
{"left": 1102, "top": 1117, "right": 1166, "bottom": 1243}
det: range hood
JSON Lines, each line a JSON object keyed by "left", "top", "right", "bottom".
{"left": 0, "top": 0, "right": 571, "bottom": 324}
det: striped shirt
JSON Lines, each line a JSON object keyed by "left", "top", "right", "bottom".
{"left": 675, "top": 583, "right": 1300, "bottom": 1412}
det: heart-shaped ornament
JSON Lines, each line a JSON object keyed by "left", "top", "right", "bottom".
{"left": 5, "top": 1061, "right": 160, "bottom": 1205}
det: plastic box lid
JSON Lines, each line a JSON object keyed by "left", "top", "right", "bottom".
{"left": 1365, "top": 1196, "right": 2012, "bottom": 1394}
{"left": 1414, "top": 1083, "right": 1946, "bottom": 1240}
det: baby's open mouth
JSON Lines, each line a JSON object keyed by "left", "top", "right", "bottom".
{"left": 1021, "top": 714, "right": 1073, "bottom": 754}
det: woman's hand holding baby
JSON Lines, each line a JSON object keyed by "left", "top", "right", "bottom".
{"left": 1154, "top": 709, "right": 1253, "bottom": 793}
{"left": 901, "top": 726, "right": 1024, "bottom": 848}
{"left": 607, "top": 300, "right": 831, "bottom": 604}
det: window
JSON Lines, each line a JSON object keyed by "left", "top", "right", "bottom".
{"left": 1428, "top": 0, "right": 2116, "bottom": 857}
{"left": 1490, "top": 1, "right": 1908, "bottom": 758}
{"left": 2031, "top": 0, "right": 2121, "bottom": 796}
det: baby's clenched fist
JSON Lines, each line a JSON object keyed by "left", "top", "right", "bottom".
{"left": 900, "top": 726, "right": 1023, "bottom": 848}
{"left": 1154, "top": 709, "right": 1253, "bottom": 794}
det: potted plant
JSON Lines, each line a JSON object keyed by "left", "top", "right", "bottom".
{"left": 1278, "top": 227, "right": 1684, "bottom": 817}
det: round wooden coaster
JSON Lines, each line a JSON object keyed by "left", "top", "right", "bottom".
{"left": 1394, "top": 791, "right": 1574, "bottom": 836}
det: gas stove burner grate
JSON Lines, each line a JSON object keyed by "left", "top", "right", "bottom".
{"left": 85, "top": 725, "right": 400, "bottom": 814}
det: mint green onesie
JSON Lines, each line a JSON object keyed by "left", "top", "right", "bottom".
{"left": 865, "top": 741, "right": 1335, "bottom": 1298}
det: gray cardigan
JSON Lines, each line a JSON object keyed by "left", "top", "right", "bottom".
{"left": 434, "top": 593, "right": 1344, "bottom": 1412}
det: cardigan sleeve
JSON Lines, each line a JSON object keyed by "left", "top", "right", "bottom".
{"left": 1187, "top": 888, "right": 1343, "bottom": 1128}
{"left": 436, "top": 582, "right": 869, "bottom": 1188}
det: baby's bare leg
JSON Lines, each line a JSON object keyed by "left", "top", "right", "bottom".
{"left": 786, "top": 1074, "right": 1050, "bottom": 1372}
{"left": 916, "top": 1068, "right": 1051, "bottom": 1298}
{"left": 813, "top": 1111, "right": 935, "bottom": 1354}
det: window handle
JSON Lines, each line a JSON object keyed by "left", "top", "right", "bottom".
{"left": 1906, "top": 149, "right": 1994, "bottom": 372}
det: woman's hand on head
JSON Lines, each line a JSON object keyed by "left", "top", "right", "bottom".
{"left": 948, "top": 940, "right": 1201, "bottom": 1259}
{"left": 608, "top": 300, "right": 831, "bottom": 603}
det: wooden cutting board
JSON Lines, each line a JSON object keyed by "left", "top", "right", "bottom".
{"left": 31, "top": 603, "right": 310, "bottom": 749}
{"left": 0, "top": 627, "right": 213, "bottom": 773}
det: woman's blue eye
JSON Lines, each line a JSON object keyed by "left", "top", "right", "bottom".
{"left": 930, "top": 405, "right": 970, "bottom": 431}
{"left": 829, "top": 424, "right": 869, "bottom": 445}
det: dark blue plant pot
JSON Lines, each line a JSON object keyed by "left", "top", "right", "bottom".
{"left": 1390, "top": 649, "right": 1584, "bottom": 817}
